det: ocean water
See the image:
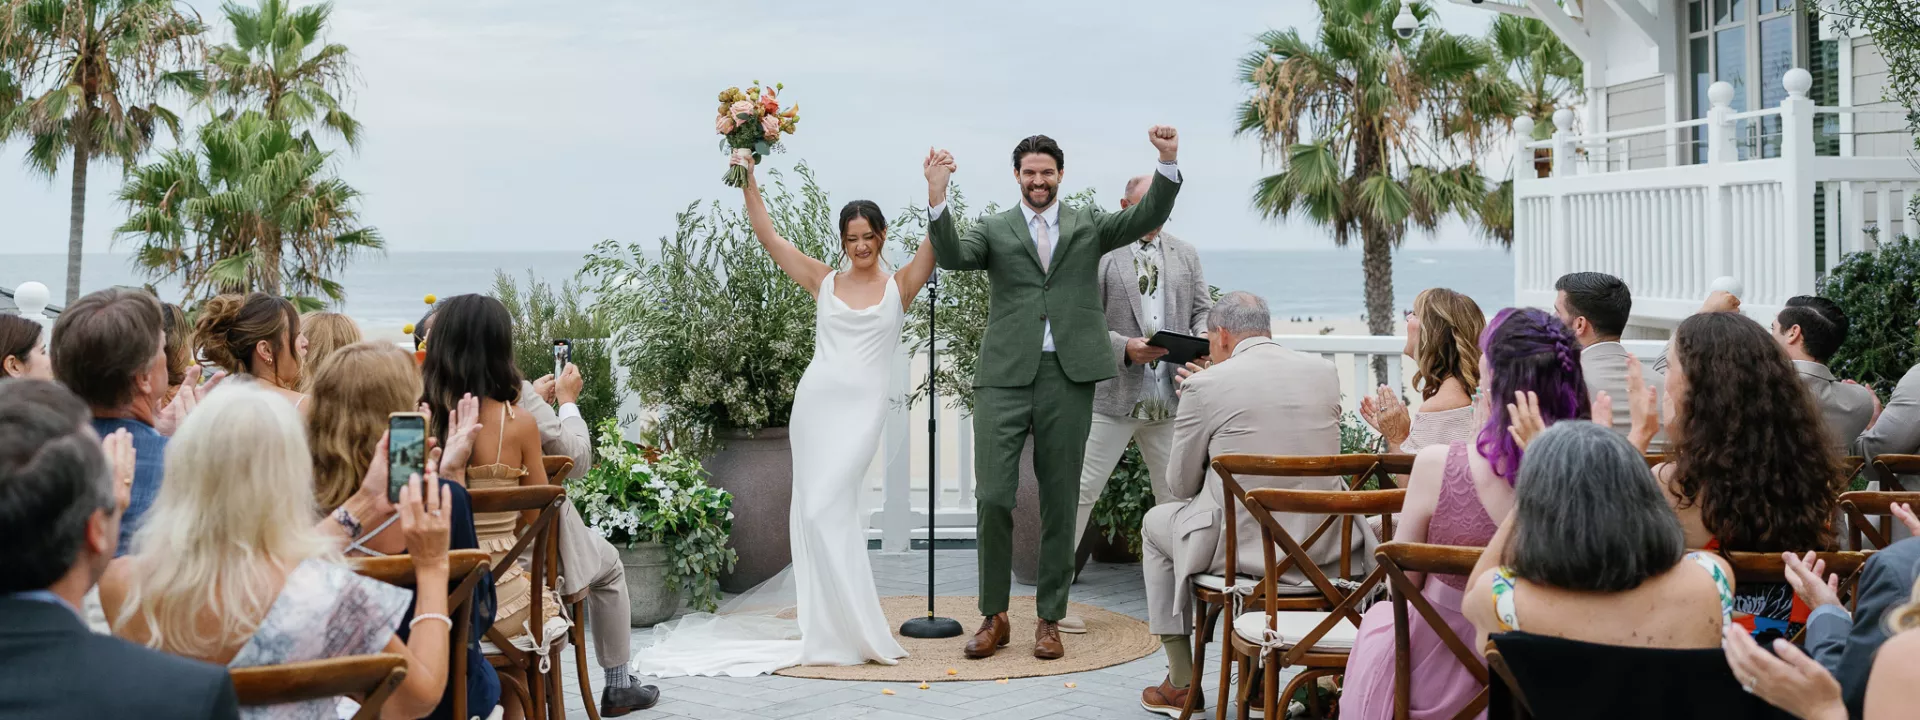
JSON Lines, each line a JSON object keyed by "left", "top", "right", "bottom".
{"left": 0, "top": 246, "right": 1515, "bottom": 327}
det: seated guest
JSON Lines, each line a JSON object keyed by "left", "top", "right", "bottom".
{"left": 159, "top": 302, "right": 193, "bottom": 407}
{"left": 1361, "top": 287, "right": 1484, "bottom": 453}
{"left": 1552, "top": 271, "right": 1666, "bottom": 445}
{"left": 99, "top": 383, "right": 453, "bottom": 720}
{"left": 1786, "top": 504, "right": 1920, "bottom": 717}
{"left": 1655, "top": 311, "right": 1845, "bottom": 641}
{"left": 1728, "top": 582, "right": 1920, "bottom": 720}
{"left": 1859, "top": 356, "right": 1920, "bottom": 541}
{"left": 0, "top": 314, "right": 52, "bottom": 379}
{"left": 306, "top": 340, "right": 503, "bottom": 719}
{"left": 51, "top": 288, "right": 183, "bottom": 554}
{"left": 1465, "top": 421, "right": 1734, "bottom": 653}
{"left": 0, "top": 379, "right": 239, "bottom": 719}
{"left": 1138, "top": 291, "right": 1346, "bottom": 715}
{"left": 1342, "top": 308, "right": 1589, "bottom": 720}
{"left": 298, "top": 311, "right": 362, "bottom": 390}
{"left": 1772, "top": 296, "right": 1874, "bottom": 454}
{"left": 194, "top": 292, "right": 309, "bottom": 411}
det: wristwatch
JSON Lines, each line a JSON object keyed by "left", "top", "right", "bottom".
{"left": 332, "top": 506, "right": 363, "bottom": 538}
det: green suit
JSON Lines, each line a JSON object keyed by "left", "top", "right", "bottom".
{"left": 931, "top": 169, "right": 1182, "bottom": 621}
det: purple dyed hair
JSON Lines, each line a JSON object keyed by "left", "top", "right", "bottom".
{"left": 1475, "top": 307, "right": 1591, "bottom": 483}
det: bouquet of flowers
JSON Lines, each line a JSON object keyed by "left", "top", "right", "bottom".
{"left": 715, "top": 81, "right": 800, "bottom": 187}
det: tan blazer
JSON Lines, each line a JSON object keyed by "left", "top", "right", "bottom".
{"left": 1162, "top": 336, "right": 1360, "bottom": 596}
{"left": 1795, "top": 360, "right": 1875, "bottom": 454}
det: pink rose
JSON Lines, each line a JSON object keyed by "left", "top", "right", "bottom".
{"left": 716, "top": 113, "right": 736, "bottom": 134}
{"left": 760, "top": 114, "right": 781, "bottom": 138}
{"left": 762, "top": 126, "right": 780, "bottom": 144}
{"left": 729, "top": 100, "right": 754, "bottom": 118}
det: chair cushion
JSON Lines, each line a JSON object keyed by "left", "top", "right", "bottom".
{"left": 1193, "top": 574, "right": 1326, "bottom": 597}
{"left": 1233, "top": 611, "right": 1359, "bottom": 651}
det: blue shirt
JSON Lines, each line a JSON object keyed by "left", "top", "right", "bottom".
{"left": 91, "top": 417, "right": 167, "bottom": 556}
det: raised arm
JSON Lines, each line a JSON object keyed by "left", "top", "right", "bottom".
{"left": 925, "top": 148, "right": 988, "bottom": 271}
{"left": 895, "top": 237, "right": 937, "bottom": 310}
{"left": 1093, "top": 126, "right": 1184, "bottom": 253}
{"left": 738, "top": 156, "right": 833, "bottom": 296}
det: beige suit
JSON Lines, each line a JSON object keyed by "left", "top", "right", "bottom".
{"left": 1795, "top": 360, "right": 1876, "bottom": 455}
{"left": 516, "top": 383, "right": 628, "bottom": 669}
{"left": 1581, "top": 342, "right": 1666, "bottom": 450}
{"left": 1140, "top": 336, "right": 1363, "bottom": 636}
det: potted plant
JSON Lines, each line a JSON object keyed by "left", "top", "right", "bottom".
{"left": 569, "top": 418, "right": 737, "bottom": 623}
{"left": 583, "top": 165, "right": 830, "bottom": 592}
{"left": 1089, "top": 442, "right": 1154, "bottom": 563}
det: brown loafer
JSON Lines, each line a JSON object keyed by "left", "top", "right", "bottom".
{"left": 964, "top": 613, "right": 1010, "bottom": 659}
{"left": 1141, "top": 677, "right": 1204, "bottom": 718}
{"left": 1034, "top": 619, "right": 1065, "bottom": 660}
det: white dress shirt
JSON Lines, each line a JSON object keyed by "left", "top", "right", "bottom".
{"left": 927, "top": 161, "right": 1181, "bottom": 353}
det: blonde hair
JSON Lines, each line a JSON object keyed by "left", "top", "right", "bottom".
{"left": 115, "top": 382, "right": 338, "bottom": 658}
{"left": 307, "top": 341, "right": 421, "bottom": 511}
{"left": 298, "top": 312, "right": 363, "bottom": 392}
{"left": 1888, "top": 576, "right": 1920, "bottom": 635}
{"left": 1411, "top": 288, "right": 1486, "bottom": 401}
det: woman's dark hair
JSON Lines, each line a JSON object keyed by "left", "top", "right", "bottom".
{"left": 1011, "top": 134, "right": 1065, "bottom": 171}
{"left": 1475, "top": 308, "right": 1590, "bottom": 483}
{"left": 1669, "top": 312, "right": 1842, "bottom": 551}
{"left": 839, "top": 200, "right": 886, "bottom": 239}
{"left": 193, "top": 292, "right": 299, "bottom": 378}
{"left": 420, "top": 294, "right": 521, "bottom": 442}
{"left": 159, "top": 303, "right": 191, "bottom": 387}
{"left": 0, "top": 315, "right": 42, "bottom": 372}
{"left": 1506, "top": 422, "right": 1686, "bottom": 592}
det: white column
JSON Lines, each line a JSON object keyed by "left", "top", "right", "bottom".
{"left": 1704, "top": 82, "right": 1736, "bottom": 281}
{"left": 1779, "top": 69, "right": 1817, "bottom": 298}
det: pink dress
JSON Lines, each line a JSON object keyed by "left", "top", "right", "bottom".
{"left": 1340, "top": 441, "right": 1498, "bottom": 720}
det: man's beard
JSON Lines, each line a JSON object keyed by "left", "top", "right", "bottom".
{"left": 1025, "top": 184, "right": 1057, "bottom": 209}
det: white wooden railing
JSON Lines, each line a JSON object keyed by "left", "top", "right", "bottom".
{"left": 1514, "top": 69, "right": 1919, "bottom": 326}
{"left": 860, "top": 335, "right": 1667, "bottom": 548}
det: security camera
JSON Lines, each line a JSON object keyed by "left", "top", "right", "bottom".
{"left": 1392, "top": 5, "right": 1418, "bottom": 38}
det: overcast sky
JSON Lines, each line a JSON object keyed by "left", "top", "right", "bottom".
{"left": 0, "top": 0, "right": 1510, "bottom": 255}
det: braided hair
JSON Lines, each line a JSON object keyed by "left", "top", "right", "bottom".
{"left": 1475, "top": 308, "right": 1591, "bottom": 483}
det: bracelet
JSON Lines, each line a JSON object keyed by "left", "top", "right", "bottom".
{"left": 409, "top": 613, "right": 453, "bottom": 630}
{"left": 332, "top": 507, "right": 362, "bottom": 538}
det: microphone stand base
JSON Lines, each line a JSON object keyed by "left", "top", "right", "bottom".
{"left": 899, "top": 616, "right": 965, "bottom": 639}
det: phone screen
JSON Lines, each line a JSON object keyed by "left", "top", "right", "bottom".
{"left": 388, "top": 414, "right": 427, "bottom": 503}
{"left": 553, "top": 339, "right": 572, "bottom": 377}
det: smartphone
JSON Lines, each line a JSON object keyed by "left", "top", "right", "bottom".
{"left": 552, "top": 339, "right": 572, "bottom": 378}
{"left": 388, "top": 412, "right": 428, "bottom": 503}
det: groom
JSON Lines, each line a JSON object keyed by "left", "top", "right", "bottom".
{"left": 926, "top": 127, "right": 1182, "bottom": 660}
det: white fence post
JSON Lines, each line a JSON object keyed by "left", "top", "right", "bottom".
{"left": 1704, "top": 82, "right": 1736, "bottom": 282}
{"left": 1779, "top": 69, "right": 1818, "bottom": 298}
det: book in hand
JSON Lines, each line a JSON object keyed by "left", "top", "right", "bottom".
{"left": 1145, "top": 331, "right": 1209, "bottom": 365}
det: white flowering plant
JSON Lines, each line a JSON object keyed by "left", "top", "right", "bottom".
{"left": 570, "top": 418, "right": 738, "bottom": 612}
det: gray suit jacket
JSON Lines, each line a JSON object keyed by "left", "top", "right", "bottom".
{"left": 1581, "top": 342, "right": 1666, "bottom": 450}
{"left": 518, "top": 380, "right": 591, "bottom": 481}
{"left": 1807, "top": 537, "right": 1920, "bottom": 718}
{"left": 1162, "top": 337, "right": 1363, "bottom": 615}
{"left": 1094, "top": 232, "right": 1211, "bottom": 418}
{"left": 1795, "top": 361, "right": 1876, "bottom": 455}
{"left": 0, "top": 597, "right": 239, "bottom": 719}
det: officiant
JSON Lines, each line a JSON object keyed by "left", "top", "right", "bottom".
{"left": 1061, "top": 174, "right": 1213, "bottom": 635}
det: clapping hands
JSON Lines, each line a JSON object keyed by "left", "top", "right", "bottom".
{"left": 156, "top": 366, "right": 228, "bottom": 436}
{"left": 1359, "top": 385, "right": 1412, "bottom": 450}
{"left": 434, "top": 395, "right": 482, "bottom": 484}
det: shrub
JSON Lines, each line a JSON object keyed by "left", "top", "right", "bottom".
{"left": 491, "top": 270, "right": 619, "bottom": 433}
{"left": 1820, "top": 233, "right": 1920, "bottom": 390}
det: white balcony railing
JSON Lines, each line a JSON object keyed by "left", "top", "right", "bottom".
{"left": 1513, "top": 69, "right": 1919, "bottom": 326}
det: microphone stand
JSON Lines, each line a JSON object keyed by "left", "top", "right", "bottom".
{"left": 900, "top": 269, "right": 963, "bottom": 639}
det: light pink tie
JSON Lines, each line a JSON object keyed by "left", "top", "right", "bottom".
{"left": 1032, "top": 216, "right": 1052, "bottom": 272}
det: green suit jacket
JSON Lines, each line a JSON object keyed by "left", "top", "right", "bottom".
{"left": 931, "top": 170, "right": 1183, "bottom": 387}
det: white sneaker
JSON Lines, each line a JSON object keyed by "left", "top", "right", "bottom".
{"left": 1058, "top": 614, "right": 1088, "bottom": 634}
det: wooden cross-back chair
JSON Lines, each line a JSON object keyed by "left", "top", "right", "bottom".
{"left": 351, "top": 549, "right": 490, "bottom": 720}
{"left": 1719, "top": 550, "right": 1874, "bottom": 645}
{"left": 1375, "top": 542, "right": 1489, "bottom": 720}
{"left": 539, "top": 455, "right": 609, "bottom": 720}
{"left": 468, "top": 483, "right": 570, "bottom": 720}
{"left": 1839, "top": 491, "right": 1920, "bottom": 551}
{"left": 1869, "top": 454, "right": 1920, "bottom": 493}
{"left": 1218, "top": 479, "right": 1406, "bottom": 720}
{"left": 1174, "top": 454, "right": 1409, "bottom": 720}
{"left": 230, "top": 654, "right": 408, "bottom": 720}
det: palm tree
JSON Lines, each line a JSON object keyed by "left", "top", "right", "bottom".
{"left": 0, "top": 0, "right": 205, "bottom": 304}
{"left": 1488, "top": 14, "right": 1583, "bottom": 140}
{"left": 205, "top": 0, "right": 358, "bottom": 149}
{"left": 1237, "top": 0, "right": 1519, "bottom": 379}
{"left": 114, "top": 110, "right": 379, "bottom": 307}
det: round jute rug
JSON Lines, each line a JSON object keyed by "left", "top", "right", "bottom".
{"left": 773, "top": 595, "right": 1159, "bottom": 682}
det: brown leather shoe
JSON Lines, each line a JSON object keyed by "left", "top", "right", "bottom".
{"left": 1140, "top": 677, "right": 1204, "bottom": 718}
{"left": 964, "top": 613, "right": 1010, "bottom": 659}
{"left": 1034, "top": 619, "right": 1065, "bottom": 660}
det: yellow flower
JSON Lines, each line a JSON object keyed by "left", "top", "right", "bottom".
{"left": 423, "top": 294, "right": 437, "bottom": 304}
{"left": 402, "top": 323, "right": 415, "bottom": 335}
{"left": 917, "top": 683, "right": 929, "bottom": 690}
{"left": 880, "top": 689, "right": 895, "bottom": 696}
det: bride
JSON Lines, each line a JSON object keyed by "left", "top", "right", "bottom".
{"left": 634, "top": 152, "right": 943, "bottom": 676}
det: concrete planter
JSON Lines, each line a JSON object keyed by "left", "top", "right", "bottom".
{"left": 619, "top": 541, "right": 678, "bottom": 627}
{"left": 704, "top": 427, "right": 793, "bottom": 593}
